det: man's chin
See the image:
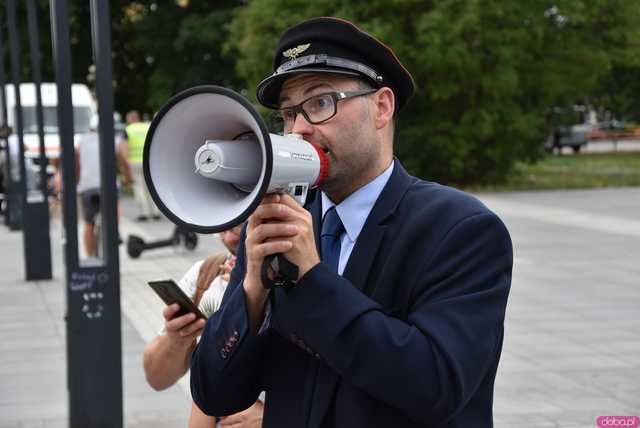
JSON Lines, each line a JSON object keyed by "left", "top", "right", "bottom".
{"left": 318, "top": 174, "right": 348, "bottom": 198}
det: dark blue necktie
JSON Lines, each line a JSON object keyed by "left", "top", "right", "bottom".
{"left": 321, "top": 207, "right": 344, "bottom": 274}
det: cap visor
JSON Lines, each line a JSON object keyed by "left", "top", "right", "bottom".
{"left": 256, "top": 68, "right": 361, "bottom": 108}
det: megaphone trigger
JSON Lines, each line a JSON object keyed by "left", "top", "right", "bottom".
{"left": 261, "top": 254, "right": 299, "bottom": 289}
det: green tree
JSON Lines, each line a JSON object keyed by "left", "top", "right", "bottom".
{"left": 588, "top": 1, "right": 640, "bottom": 123}
{"left": 116, "top": 0, "right": 244, "bottom": 114}
{"left": 0, "top": 0, "right": 89, "bottom": 88}
{"left": 1, "top": 1, "right": 245, "bottom": 118}
{"left": 4, "top": 0, "right": 638, "bottom": 185}
{"left": 226, "top": 0, "right": 640, "bottom": 185}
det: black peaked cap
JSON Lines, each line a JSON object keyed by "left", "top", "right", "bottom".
{"left": 256, "top": 17, "right": 415, "bottom": 112}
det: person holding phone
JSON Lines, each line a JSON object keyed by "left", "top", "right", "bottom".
{"left": 143, "top": 223, "right": 264, "bottom": 427}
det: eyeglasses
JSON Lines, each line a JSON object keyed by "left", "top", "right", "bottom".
{"left": 271, "top": 89, "right": 377, "bottom": 134}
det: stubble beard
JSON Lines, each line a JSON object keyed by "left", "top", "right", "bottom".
{"left": 319, "top": 117, "right": 381, "bottom": 202}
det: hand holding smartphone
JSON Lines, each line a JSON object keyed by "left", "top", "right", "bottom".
{"left": 148, "top": 279, "right": 207, "bottom": 320}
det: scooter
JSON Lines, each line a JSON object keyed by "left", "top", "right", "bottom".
{"left": 126, "top": 226, "right": 198, "bottom": 259}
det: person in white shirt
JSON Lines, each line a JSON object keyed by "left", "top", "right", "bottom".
{"left": 75, "top": 114, "right": 132, "bottom": 256}
{"left": 143, "top": 223, "right": 264, "bottom": 428}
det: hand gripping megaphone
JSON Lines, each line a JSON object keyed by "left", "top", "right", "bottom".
{"left": 143, "top": 86, "right": 328, "bottom": 287}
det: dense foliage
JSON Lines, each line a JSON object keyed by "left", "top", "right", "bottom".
{"left": 225, "top": 0, "right": 640, "bottom": 185}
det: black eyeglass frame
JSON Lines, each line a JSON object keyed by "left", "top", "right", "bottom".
{"left": 273, "top": 89, "right": 378, "bottom": 130}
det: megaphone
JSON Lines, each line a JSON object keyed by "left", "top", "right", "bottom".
{"left": 143, "top": 85, "right": 328, "bottom": 235}
{"left": 143, "top": 86, "right": 328, "bottom": 287}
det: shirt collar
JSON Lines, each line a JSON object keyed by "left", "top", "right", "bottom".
{"left": 321, "top": 160, "right": 394, "bottom": 242}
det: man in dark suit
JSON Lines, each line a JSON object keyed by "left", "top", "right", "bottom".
{"left": 191, "top": 17, "right": 513, "bottom": 428}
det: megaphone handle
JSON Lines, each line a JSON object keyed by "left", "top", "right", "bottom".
{"left": 261, "top": 254, "right": 299, "bottom": 289}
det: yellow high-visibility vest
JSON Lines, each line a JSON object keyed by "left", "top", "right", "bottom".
{"left": 126, "top": 122, "right": 150, "bottom": 164}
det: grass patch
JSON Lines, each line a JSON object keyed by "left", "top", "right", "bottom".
{"left": 469, "top": 152, "right": 640, "bottom": 192}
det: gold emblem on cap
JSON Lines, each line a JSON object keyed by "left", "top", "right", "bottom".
{"left": 283, "top": 43, "right": 311, "bottom": 60}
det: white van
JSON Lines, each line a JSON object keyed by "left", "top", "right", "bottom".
{"left": 2, "top": 83, "right": 96, "bottom": 172}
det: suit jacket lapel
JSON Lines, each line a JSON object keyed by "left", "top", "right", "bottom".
{"left": 306, "top": 189, "right": 323, "bottom": 254}
{"left": 342, "top": 160, "right": 412, "bottom": 293}
{"left": 302, "top": 190, "right": 335, "bottom": 428}
{"left": 301, "top": 191, "right": 338, "bottom": 428}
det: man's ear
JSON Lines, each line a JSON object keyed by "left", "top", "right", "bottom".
{"left": 373, "top": 87, "right": 395, "bottom": 130}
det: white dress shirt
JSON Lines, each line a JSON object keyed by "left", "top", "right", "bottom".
{"left": 320, "top": 160, "right": 394, "bottom": 275}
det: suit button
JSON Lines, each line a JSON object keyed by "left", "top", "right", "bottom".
{"left": 233, "top": 330, "right": 239, "bottom": 338}
{"left": 314, "top": 353, "right": 321, "bottom": 359}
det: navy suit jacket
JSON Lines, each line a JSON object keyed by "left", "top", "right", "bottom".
{"left": 191, "top": 161, "right": 512, "bottom": 427}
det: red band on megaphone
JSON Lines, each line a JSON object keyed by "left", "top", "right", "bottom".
{"left": 311, "top": 144, "right": 329, "bottom": 186}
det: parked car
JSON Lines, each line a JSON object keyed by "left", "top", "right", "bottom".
{"left": 544, "top": 105, "right": 593, "bottom": 154}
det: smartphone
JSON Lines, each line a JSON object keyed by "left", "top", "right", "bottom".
{"left": 148, "top": 279, "right": 208, "bottom": 320}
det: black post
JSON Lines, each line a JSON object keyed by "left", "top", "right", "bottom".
{"left": 24, "top": 0, "right": 53, "bottom": 280}
{"left": 90, "top": 0, "right": 120, "bottom": 266}
{"left": 50, "top": 0, "right": 123, "bottom": 426}
{"left": 0, "top": 14, "right": 18, "bottom": 228}
{"left": 4, "top": 1, "right": 25, "bottom": 231}
{"left": 6, "top": 0, "right": 38, "bottom": 274}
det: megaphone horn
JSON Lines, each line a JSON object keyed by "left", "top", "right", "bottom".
{"left": 143, "top": 85, "right": 328, "bottom": 235}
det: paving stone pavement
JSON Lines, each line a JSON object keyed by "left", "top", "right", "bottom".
{"left": 0, "top": 197, "right": 223, "bottom": 428}
{"left": 479, "top": 187, "right": 640, "bottom": 428}
{"left": 1, "top": 188, "right": 638, "bottom": 427}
